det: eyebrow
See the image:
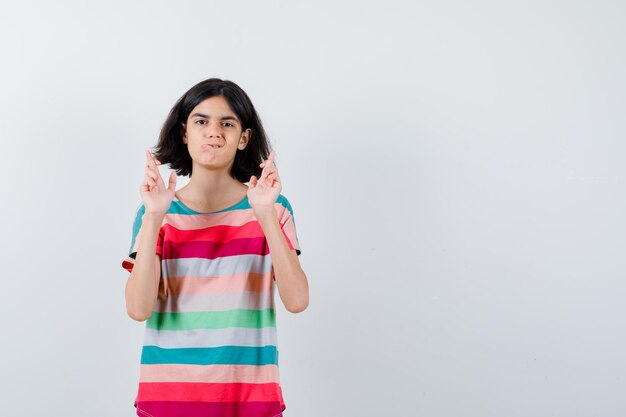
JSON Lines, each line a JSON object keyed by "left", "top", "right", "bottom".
{"left": 189, "top": 113, "right": 239, "bottom": 122}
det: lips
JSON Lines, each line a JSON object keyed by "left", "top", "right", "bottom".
{"left": 201, "top": 143, "right": 224, "bottom": 149}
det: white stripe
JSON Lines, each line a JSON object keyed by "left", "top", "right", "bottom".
{"left": 143, "top": 326, "right": 279, "bottom": 348}
{"left": 162, "top": 253, "right": 273, "bottom": 279}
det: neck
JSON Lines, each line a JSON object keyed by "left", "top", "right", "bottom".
{"left": 182, "top": 163, "right": 245, "bottom": 204}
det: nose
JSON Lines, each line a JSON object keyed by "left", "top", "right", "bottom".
{"left": 206, "top": 121, "right": 223, "bottom": 137}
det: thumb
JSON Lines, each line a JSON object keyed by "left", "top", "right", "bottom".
{"left": 168, "top": 171, "right": 177, "bottom": 189}
{"left": 249, "top": 175, "right": 257, "bottom": 187}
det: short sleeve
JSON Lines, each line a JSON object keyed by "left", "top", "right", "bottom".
{"left": 277, "top": 195, "right": 302, "bottom": 256}
{"left": 121, "top": 203, "right": 165, "bottom": 273}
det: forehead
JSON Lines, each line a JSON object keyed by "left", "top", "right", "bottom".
{"left": 189, "top": 96, "right": 239, "bottom": 120}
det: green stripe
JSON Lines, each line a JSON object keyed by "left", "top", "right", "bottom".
{"left": 146, "top": 308, "right": 276, "bottom": 330}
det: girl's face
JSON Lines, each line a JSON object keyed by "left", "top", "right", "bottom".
{"left": 182, "top": 95, "right": 251, "bottom": 173}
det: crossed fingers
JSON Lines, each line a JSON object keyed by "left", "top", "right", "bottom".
{"left": 258, "top": 150, "right": 279, "bottom": 186}
{"left": 143, "top": 149, "right": 161, "bottom": 190}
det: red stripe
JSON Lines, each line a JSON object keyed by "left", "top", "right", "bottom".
{"left": 137, "top": 381, "right": 283, "bottom": 402}
{"left": 166, "top": 220, "right": 263, "bottom": 243}
{"left": 163, "top": 236, "right": 268, "bottom": 260}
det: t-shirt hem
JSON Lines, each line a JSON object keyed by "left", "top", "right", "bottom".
{"left": 134, "top": 402, "right": 285, "bottom": 417}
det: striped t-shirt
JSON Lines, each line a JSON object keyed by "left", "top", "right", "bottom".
{"left": 121, "top": 193, "right": 301, "bottom": 417}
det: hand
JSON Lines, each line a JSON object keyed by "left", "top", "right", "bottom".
{"left": 139, "top": 149, "right": 176, "bottom": 215}
{"left": 247, "top": 150, "right": 281, "bottom": 211}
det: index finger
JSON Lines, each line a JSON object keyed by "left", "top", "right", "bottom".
{"left": 261, "top": 150, "right": 275, "bottom": 170}
{"left": 145, "top": 149, "right": 161, "bottom": 166}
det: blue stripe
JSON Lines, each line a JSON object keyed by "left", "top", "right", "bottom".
{"left": 140, "top": 345, "right": 278, "bottom": 365}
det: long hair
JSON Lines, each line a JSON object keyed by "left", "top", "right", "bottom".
{"left": 153, "top": 78, "right": 271, "bottom": 181}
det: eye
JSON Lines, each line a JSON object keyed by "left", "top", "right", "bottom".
{"left": 222, "top": 122, "right": 234, "bottom": 127}
{"left": 194, "top": 119, "right": 207, "bottom": 125}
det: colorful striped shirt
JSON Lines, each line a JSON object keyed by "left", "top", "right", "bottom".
{"left": 121, "top": 193, "right": 301, "bottom": 417}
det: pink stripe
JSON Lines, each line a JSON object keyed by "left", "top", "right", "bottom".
{"left": 167, "top": 272, "right": 272, "bottom": 295}
{"left": 164, "top": 204, "right": 282, "bottom": 229}
{"left": 281, "top": 221, "right": 299, "bottom": 251}
{"left": 139, "top": 364, "right": 280, "bottom": 383}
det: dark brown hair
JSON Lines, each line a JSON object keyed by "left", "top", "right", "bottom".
{"left": 152, "top": 78, "right": 272, "bottom": 181}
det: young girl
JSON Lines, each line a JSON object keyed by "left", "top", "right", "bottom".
{"left": 121, "top": 78, "right": 308, "bottom": 417}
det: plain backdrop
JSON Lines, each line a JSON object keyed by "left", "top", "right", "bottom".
{"left": 0, "top": 1, "right": 625, "bottom": 416}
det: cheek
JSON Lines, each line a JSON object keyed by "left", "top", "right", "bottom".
{"left": 185, "top": 128, "right": 204, "bottom": 143}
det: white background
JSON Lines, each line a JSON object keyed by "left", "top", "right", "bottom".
{"left": 1, "top": 1, "right": 625, "bottom": 416}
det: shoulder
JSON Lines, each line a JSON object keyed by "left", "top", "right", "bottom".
{"left": 275, "top": 193, "right": 290, "bottom": 206}
{"left": 275, "top": 193, "right": 295, "bottom": 212}
{"left": 132, "top": 202, "right": 145, "bottom": 222}
{"left": 133, "top": 200, "right": 181, "bottom": 216}
{"left": 274, "top": 194, "right": 299, "bottom": 225}
{"left": 131, "top": 201, "right": 173, "bottom": 225}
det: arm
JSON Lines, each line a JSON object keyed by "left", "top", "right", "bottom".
{"left": 256, "top": 207, "right": 309, "bottom": 314}
{"left": 125, "top": 212, "right": 164, "bottom": 321}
